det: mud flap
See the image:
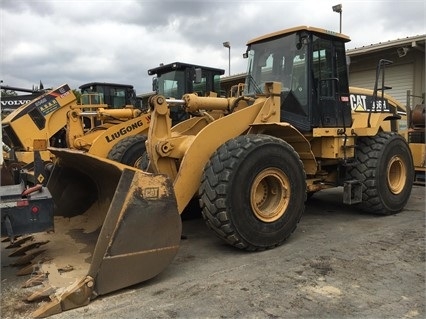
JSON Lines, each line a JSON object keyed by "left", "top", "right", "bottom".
{"left": 30, "top": 149, "right": 182, "bottom": 317}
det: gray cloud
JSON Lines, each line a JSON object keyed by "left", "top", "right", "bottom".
{"left": 1, "top": 0, "right": 54, "bottom": 15}
{"left": 1, "top": 0, "right": 424, "bottom": 95}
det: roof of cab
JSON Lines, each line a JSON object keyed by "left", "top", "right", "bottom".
{"left": 148, "top": 62, "right": 225, "bottom": 76}
{"left": 79, "top": 82, "right": 134, "bottom": 89}
{"left": 247, "top": 25, "right": 351, "bottom": 45}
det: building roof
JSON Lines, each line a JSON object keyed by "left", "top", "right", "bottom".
{"left": 347, "top": 34, "right": 426, "bottom": 56}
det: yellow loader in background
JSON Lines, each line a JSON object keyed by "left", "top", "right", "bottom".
{"left": 1, "top": 63, "right": 224, "bottom": 185}
{"left": 3, "top": 26, "right": 415, "bottom": 317}
{"left": 406, "top": 101, "right": 425, "bottom": 185}
{"left": 1, "top": 82, "right": 144, "bottom": 185}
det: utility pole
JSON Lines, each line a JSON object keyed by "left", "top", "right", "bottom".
{"left": 332, "top": 4, "right": 342, "bottom": 33}
{"left": 223, "top": 41, "right": 231, "bottom": 76}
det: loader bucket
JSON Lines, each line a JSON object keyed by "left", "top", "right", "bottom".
{"left": 19, "top": 148, "right": 182, "bottom": 317}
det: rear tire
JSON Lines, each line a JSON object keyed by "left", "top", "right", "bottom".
{"left": 107, "top": 135, "right": 147, "bottom": 168}
{"left": 348, "top": 132, "right": 414, "bottom": 215}
{"left": 199, "top": 134, "right": 306, "bottom": 251}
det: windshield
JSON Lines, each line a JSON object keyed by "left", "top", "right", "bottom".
{"left": 157, "top": 70, "right": 185, "bottom": 98}
{"left": 156, "top": 69, "right": 222, "bottom": 98}
{"left": 244, "top": 32, "right": 307, "bottom": 98}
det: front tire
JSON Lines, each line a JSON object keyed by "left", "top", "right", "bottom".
{"left": 107, "top": 135, "right": 147, "bottom": 168}
{"left": 348, "top": 132, "right": 414, "bottom": 215}
{"left": 199, "top": 134, "right": 306, "bottom": 251}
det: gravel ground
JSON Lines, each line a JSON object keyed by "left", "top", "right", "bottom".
{"left": 1, "top": 186, "right": 425, "bottom": 319}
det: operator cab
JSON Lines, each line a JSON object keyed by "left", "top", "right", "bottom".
{"left": 244, "top": 26, "right": 352, "bottom": 132}
{"left": 149, "top": 62, "right": 224, "bottom": 98}
{"left": 79, "top": 82, "right": 141, "bottom": 109}
{"left": 148, "top": 62, "right": 225, "bottom": 125}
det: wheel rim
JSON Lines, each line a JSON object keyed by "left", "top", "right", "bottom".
{"left": 387, "top": 155, "right": 407, "bottom": 194}
{"left": 250, "top": 168, "right": 290, "bottom": 222}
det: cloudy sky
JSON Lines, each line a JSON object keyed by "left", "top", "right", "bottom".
{"left": 1, "top": 0, "right": 425, "bottom": 95}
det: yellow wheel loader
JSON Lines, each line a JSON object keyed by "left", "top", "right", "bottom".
{"left": 3, "top": 26, "right": 414, "bottom": 317}
{"left": 1, "top": 82, "right": 145, "bottom": 185}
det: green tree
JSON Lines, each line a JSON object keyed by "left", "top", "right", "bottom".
{"left": 73, "top": 89, "right": 82, "bottom": 104}
{"left": 1, "top": 89, "right": 18, "bottom": 97}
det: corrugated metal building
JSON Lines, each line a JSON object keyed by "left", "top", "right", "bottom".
{"left": 347, "top": 34, "right": 425, "bottom": 109}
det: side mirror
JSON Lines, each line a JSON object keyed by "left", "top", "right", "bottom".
{"left": 152, "top": 77, "right": 158, "bottom": 92}
{"left": 194, "top": 68, "right": 202, "bottom": 83}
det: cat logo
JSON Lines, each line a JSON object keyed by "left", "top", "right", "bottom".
{"left": 37, "top": 174, "right": 45, "bottom": 184}
{"left": 350, "top": 94, "right": 389, "bottom": 112}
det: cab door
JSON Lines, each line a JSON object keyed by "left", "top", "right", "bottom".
{"left": 311, "top": 35, "right": 352, "bottom": 128}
